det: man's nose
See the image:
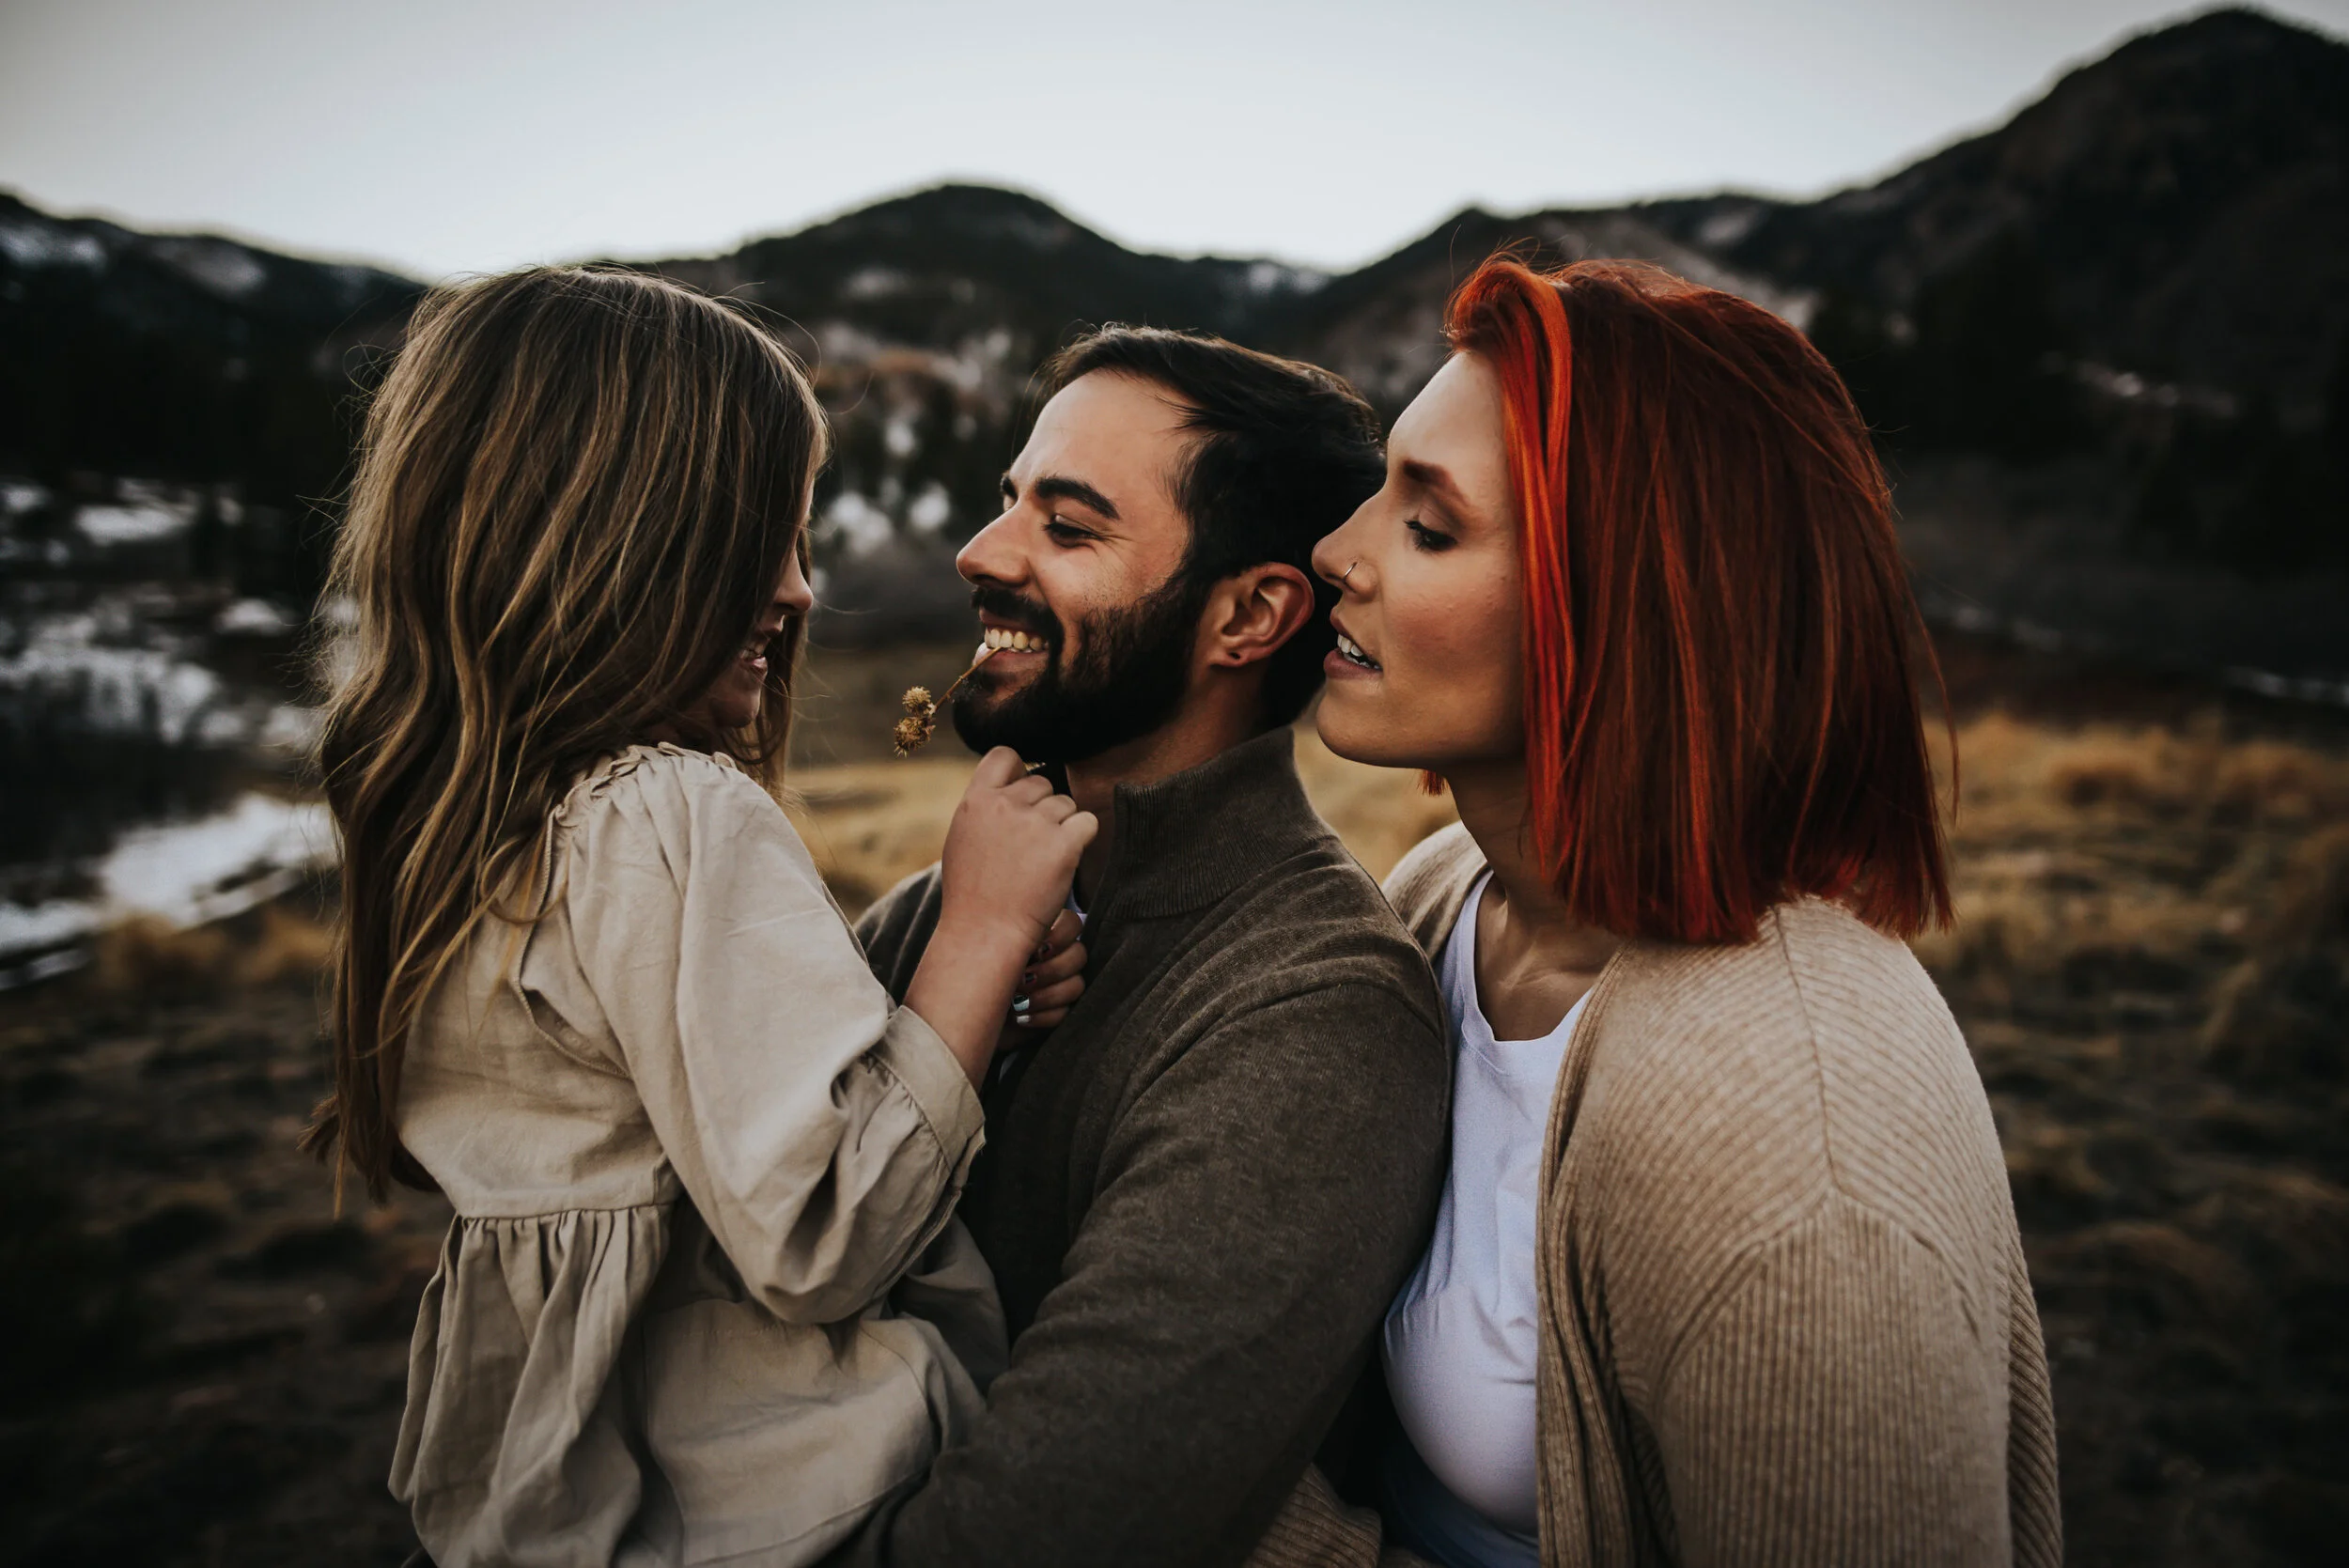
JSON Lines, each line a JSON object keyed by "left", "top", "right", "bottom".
{"left": 956, "top": 509, "right": 1024, "bottom": 587}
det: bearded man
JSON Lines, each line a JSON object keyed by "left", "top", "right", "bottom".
{"left": 835, "top": 329, "right": 1449, "bottom": 1567}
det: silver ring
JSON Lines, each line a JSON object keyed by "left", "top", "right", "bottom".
{"left": 1340, "top": 561, "right": 1359, "bottom": 583}
{"left": 1011, "top": 995, "right": 1032, "bottom": 1016}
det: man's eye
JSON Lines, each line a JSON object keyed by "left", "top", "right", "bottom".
{"left": 1045, "top": 518, "right": 1092, "bottom": 544}
{"left": 1406, "top": 519, "right": 1455, "bottom": 552}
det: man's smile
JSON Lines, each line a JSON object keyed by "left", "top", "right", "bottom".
{"left": 975, "top": 605, "right": 1057, "bottom": 667}
{"left": 980, "top": 624, "right": 1050, "bottom": 655}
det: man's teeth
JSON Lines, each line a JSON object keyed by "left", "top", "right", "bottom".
{"left": 982, "top": 627, "right": 1048, "bottom": 653}
{"left": 1336, "top": 632, "right": 1380, "bottom": 669}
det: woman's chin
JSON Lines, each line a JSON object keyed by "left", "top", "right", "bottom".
{"left": 1312, "top": 706, "right": 1421, "bottom": 772}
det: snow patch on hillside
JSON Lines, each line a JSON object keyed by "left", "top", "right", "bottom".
{"left": 0, "top": 218, "right": 104, "bottom": 271}
{"left": 0, "top": 792, "right": 335, "bottom": 975}
{"left": 77, "top": 504, "right": 190, "bottom": 546}
{"left": 150, "top": 236, "right": 269, "bottom": 298}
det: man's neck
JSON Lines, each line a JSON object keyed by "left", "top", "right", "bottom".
{"left": 1063, "top": 691, "right": 1263, "bottom": 904}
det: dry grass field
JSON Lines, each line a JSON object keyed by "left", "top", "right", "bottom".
{"left": 1, "top": 636, "right": 2342, "bottom": 1565}
{"left": 1911, "top": 709, "right": 2349, "bottom": 1564}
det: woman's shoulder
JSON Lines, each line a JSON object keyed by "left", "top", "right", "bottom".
{"left": 1380, "top": 821, "right": 1486, "bottom": 958}
{"left": 1578, "top": 899, "right": 2000, "bottom": 1248}
{"left": 1610, "top": 898, "right": 1955, "bottom": 1058}
{"left": 1595, "top": 900, "right": 1966, "bottom": 1099}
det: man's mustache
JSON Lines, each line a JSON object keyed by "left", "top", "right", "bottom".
{"left": 970, "top": 586, "right": 1061, "bottom": 645}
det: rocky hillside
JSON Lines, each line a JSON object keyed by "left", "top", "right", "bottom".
{"left": 2, "top": 7, "right": 2341, "bottom": 655}
{"left": 1647, "top": 6, "right": 2349, "bottom": 411}
{"left": 0, "top": 195, "right": 419, "bottom": 587}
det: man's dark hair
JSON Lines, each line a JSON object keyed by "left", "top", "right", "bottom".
{"left": 1036, "top": 326, "right": 1385, "bottom": 727}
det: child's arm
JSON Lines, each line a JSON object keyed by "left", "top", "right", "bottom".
{"left": 903, "top": 748, "right": 1093, "bottom": 1085}
{"left": 562, "top": 753, "right": 1079, "bottom": 1323}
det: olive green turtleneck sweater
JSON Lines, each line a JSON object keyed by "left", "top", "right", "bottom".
{"left": 836, "top": 729, "right": 1451, "bottom": 1568}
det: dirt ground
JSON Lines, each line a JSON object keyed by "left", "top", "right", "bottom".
{"left": 2, "top": 633, "right": 2344, "bottom": 1566}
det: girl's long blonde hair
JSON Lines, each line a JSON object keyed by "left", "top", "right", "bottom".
{"left": 303, "top": 266, "right": 828, "bottom": 1201}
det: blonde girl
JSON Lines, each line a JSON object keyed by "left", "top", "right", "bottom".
{"left": 305, "top": 267, "right": 1093, "bottom": 1567}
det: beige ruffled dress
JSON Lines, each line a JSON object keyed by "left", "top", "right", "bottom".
{"left": 391, "top": 744, "right": 1003, "bottom": 1568}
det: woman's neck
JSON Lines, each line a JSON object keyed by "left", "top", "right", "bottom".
{"left": 1443, "top": 756, "right": 1626, "bottom": 1038}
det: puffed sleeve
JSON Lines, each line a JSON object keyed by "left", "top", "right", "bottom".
{"left": 562, "top": 750, "right": 985, "bottom": 1325}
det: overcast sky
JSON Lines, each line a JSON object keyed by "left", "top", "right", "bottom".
{"left": 3, "top": 0, "right": 2343, "bottom": 280}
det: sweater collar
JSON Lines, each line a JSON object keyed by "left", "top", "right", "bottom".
{"left": 1084, "top": 727, "right": 1330, "bottom": 921}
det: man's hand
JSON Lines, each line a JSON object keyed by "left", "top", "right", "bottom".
{"left": 1007, "top": 908, "right": 1086, "bottom": 1038}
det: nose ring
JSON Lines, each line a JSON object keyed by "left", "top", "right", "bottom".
{"left": 1340, "top": 561, "right": 1359, "bottom": 584}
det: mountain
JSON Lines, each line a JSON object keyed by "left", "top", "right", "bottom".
{"left": 2, "top": 7, "right": 2341, "bottom": 662}
{"left": 608, "top": 185, "right": 1334, "bottom": 635}
{"left": 1646, "top": 7, "right": 2349, "bottom": 412}
{"left": 645, "top": 182, "right": 1328, "bottom": 367}
{"left": 1253, "top": 201, "right": 1809, "bottom": 410}
{"left": 0, "top": 195, "right": 419, "bottom": 512}
{"left": 1252, "top": 4, "right": 2349, "bottom": 666}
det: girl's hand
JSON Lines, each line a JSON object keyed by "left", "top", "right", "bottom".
{"left": 911, "top": 750, "right": 1096, "bottom": 1084}
{"left": 938, "top": 748, "right": 1097, "bottom": 953}
{"left": 1007, "top": 908, "right": 1086, "bottom": 1037}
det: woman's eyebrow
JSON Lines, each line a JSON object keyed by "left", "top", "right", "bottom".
{"left": 1399, "top": 458, "right": 1469, "bottom": 507}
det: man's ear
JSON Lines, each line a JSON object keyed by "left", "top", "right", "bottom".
{"left": 1204, "top": 564, "right": 1317, "bottom": 670}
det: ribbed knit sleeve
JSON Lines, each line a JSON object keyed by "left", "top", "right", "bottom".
{"left": 1644, "top": 1196, "right": 2015, "bottom": 1565}
{"left": 1246, "top": 1464, "right": 1430, "bottom": 1568}
{"left": 1535, "top": 900, "right": 2060, "bottom": 1568}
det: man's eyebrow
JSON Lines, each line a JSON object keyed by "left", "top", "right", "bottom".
{"left": 1400, "top": 458, "right": 1470, "bottom": 506}
{"left": 1029, "top": 474, "right": 1120, "bottom": 521}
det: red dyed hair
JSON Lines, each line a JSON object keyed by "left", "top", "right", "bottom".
{"left": 1446, "top": 256, "right": 1952, "bottom": 944}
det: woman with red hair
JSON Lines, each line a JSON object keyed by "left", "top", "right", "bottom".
{"left": 1260, "top": 258, "right": 2060, "bottom": 1567}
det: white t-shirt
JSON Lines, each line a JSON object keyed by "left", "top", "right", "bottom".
{"left": 1382, "top": 873, "right": 1589, "bottom": 1562}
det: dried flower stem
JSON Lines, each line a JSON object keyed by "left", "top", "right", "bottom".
{"left": 893, "top": 645, "right": 997, "bottom": 756}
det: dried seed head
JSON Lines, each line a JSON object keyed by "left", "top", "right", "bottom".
{"left": 893, "top": 713, "right": 934, "bottom": 756}
{"left": 889, "top": 646, "right": 994, "bottom": 758}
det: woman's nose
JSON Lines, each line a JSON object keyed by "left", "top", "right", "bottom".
{"left": 1310, "top": 524, "right": 1355, "bottom": 591}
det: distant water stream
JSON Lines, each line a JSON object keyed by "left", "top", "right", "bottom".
{"left": 0, "top": 479, "right": 332, "bottom": 987}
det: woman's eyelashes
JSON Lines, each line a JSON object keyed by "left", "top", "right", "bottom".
{"left": 1405, "top": 518, "right": 1456, "bottom": 552}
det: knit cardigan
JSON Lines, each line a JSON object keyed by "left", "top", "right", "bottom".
{"left": 1252, "top": 823, "right": 2061, "bottom": 1568}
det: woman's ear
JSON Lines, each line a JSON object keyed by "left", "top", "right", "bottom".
{"left": 1206, "top": 564, "right": 1317, "bottom": 668}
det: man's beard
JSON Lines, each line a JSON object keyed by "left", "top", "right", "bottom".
{"left": 953, "top": 572, "right": 1206, "bottom": 764}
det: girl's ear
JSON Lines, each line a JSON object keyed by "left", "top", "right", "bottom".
{"left": 1207, "top": 564, "right": 1317, "bottom": 668}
